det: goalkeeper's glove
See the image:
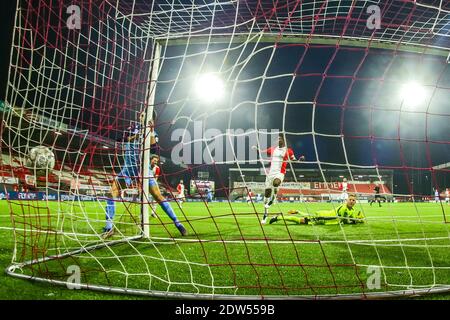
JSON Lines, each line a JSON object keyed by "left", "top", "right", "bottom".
{"left": 355, "top": 211, "right": 366, "bottom": 223}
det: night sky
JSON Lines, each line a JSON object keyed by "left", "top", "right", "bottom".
{"left": 154, "top": 42, "right": 450, "bottom": 187}
{"left": 0, "top": 1, "right": 16, "bottom": 100}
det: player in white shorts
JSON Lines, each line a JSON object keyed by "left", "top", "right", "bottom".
{"left": 435, "top": 189, "right": 440, "bottom": 203}
{"left": 340, "top": 178, "right": 349, "bottom": 203}
{"left": 246, "top": 189, "right": 254, "bottom": 204}
{"left": 177, "top": 180, "right": 185, "bottom": 208}
{"left": 445, "top": 188, "right": 449, "bottom": 204}
{"left": 253, "top": 134, "right": 304, "bottom": 224}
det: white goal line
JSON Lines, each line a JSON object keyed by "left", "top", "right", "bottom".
{"left": 1, "top": 225, "right": 449, "bottom": 249}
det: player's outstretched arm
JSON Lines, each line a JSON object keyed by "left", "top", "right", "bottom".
{"left": 128, "top": 133, "right": 139, "bottom": 142}
{"left": 252, "top": 145, "right": 272, "bottom": 155}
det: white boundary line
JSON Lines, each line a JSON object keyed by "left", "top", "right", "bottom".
{"left": 1, "top": 226, "right": 449, "bottom": 246}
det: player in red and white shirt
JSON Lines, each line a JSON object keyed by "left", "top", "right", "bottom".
{"left": 150, "top": 155, "right": 160, "bottom": 217}
{"left": 254, "top": 134, "right": 305, "bottom": 224}
{"left": 151, "top": 155, "right": 161, "bottom": 180}
{"left": 177, "top": 180, "right": 185, "bottom": 208}
{"left": 340, "top": 178, "right": 349, "bottom": 203}
{"left": 246, "top": 189, "right": 254, "bottom": 204}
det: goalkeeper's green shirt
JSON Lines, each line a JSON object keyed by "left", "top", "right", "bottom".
{"left": 310, "top": 204, "right": 365, "bottom": 225}
{"left": 335, "top": 204, "right": 363, "bottom": 224}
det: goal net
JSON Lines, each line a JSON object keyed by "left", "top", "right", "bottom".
{"left": 2, "top": 0, "right": 450, "bottom": 299}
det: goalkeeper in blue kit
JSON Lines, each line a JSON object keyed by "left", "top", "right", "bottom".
{"left": 102, "top": 113, "right": 187, "bottom": 238}
{"left": 269, "top": 194, "right": 365, "bottom": 225}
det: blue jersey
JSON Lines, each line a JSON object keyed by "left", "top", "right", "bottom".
{"left": 123, "top": 141, "right": 140, "bottom": 168}
{"left": 118, "top": 123, "right": 158, "bottom": 186}
{"left": 122, "top": 124, "right": 158, "bottom": 167}
{"left": 121, "top": 124, "right": 142, "bottom": 170}
{"left": 206, "top": 188, "right": 213, "bottom": 202}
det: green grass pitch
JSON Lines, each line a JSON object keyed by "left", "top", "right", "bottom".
{"left": 0, "top": 200, "right": 449, "bottom": 299}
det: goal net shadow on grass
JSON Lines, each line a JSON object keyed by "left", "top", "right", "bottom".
{"left": 5, "top": 201, "right": 450, "bottom": 299}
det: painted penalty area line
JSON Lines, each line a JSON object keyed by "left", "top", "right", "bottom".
{"left": 1, "top": 226, "right": 449, "bottom": 247}
{"left": 0, "top": 213, "right": 447, "bottom": 220}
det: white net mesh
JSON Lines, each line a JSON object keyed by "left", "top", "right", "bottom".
{"left": 2, "top": 0, "right": 450, "bottom": 299}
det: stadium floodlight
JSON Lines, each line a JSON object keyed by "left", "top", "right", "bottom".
{"left": 400, "top": 82, "right": 426, "bottom": 108}
{"left": 194, "top": 73, "right": 224, "bottom": 104}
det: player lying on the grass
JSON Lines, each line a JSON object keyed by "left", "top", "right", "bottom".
{"left": 253, "top": 133, "right": 305, "bottom": 224}
{"left": 102, "top": 113, "right": 187, "bottom": 238}
{"left": 269, "top": 194, "right": 365, "bottom": 225}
